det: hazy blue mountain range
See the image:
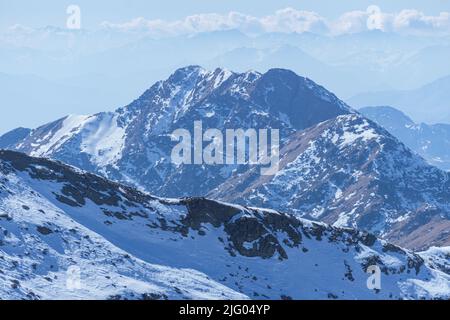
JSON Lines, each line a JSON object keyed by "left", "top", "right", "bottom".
{"left": 348, "top": 75, "right": 450, "bottom": 124}
{"left": 0, "top": 72, "right": 150, "bottom": 131}
{"left": 206, "top": 45, "right": 392, "bottom": 98}
{"left": 2, "top": 30, "right": 450, "bottom": 133}
{"left": 360, "top": 106, "right": 450, "bottom": 171}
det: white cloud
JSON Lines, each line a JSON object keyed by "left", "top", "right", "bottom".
{"left": 100, "top": 12, "right": 263, "bottom": 36}
{"left": 4, "top": 7, "right": 450, "bottom": 39}
{"left": 100, "top": 8, "right": 330, "bottom": 36}
{"left": 332, "top": 10, "right": 370, "bottom": 34}
{"left": 331, "top": 7, "right": 450, "bottom": 36}
{"left": 100, "top": 7, "right": 450, "bottom": 37}
{"left": 260, "top": 8, "right": 328, "bottom": 34}
{"left": 332, "top": 7, "right": 395, "bottom": 35}
{"left": 393, "top": 10, "right": 450, "bottom": 35}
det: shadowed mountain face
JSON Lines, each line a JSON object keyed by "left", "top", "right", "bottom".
{"left": 360, "top": 106, "right": 450, "bottom": 171}
{"left": 0, "top": 66, "right": 351, "bottom": 197}
{"left": 209, "top": 114, "right": 450, "bottom": 250}
{"left": 0, "top": 150, "right": 449, "bottom": 300}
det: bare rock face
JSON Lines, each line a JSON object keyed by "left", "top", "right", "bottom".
{"left": 182, "top": 198, "right": 295, "bottom": 259}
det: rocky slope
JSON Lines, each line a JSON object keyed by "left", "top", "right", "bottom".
{"left": 0, "top": 150, "right": 448, "bottom": 300}
{"left": 209, "top": 114, "right": 450, "bottom": 250}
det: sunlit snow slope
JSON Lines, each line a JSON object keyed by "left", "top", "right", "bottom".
{"left": 0, "top": 150, "right": 448, "bottom": 300}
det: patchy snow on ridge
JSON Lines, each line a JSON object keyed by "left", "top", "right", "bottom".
{"left": 1, "top": 150, "right": 449, "bottom": 300}
{"left": 336, "top": 115, "right": 380, "bottom": 148}
{"left": 0, "top": 153, "right": 246, "bottom": 300}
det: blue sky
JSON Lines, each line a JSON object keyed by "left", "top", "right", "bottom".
{"left": 1, "top": 0, "right": 450, "bottom": 134}
{"left": 1, "top": 0, "right": 449, "bottom": 29}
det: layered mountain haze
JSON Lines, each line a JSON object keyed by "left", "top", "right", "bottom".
{"left": 1, "top": 66, "right": 450, "bottom": 252}
{"left": 0, "top": 150, "right": 449, "bottom": 300}
{"left": 360, "top": 106, "right": 450, "bottom": 171}
{"left": 348, "top": 75, "right": 450, "bottom": 124}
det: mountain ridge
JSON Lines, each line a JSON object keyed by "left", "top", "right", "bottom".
{"left": 209, "top": 113, "right": 450, "bottom": 250}
{"left": 1, "top": 149, "right": 449, "bottom": 300}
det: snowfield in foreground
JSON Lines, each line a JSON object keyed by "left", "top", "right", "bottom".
{"left": 0, "top": 170, "right": 244, "bottom": 300}
{"left": 0, "top": 150, "right": 449, "bottom": 300}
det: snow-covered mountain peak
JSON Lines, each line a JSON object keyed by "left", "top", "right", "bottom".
{"left": 3, "top": 66, "right": 353, "bottom": 198}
